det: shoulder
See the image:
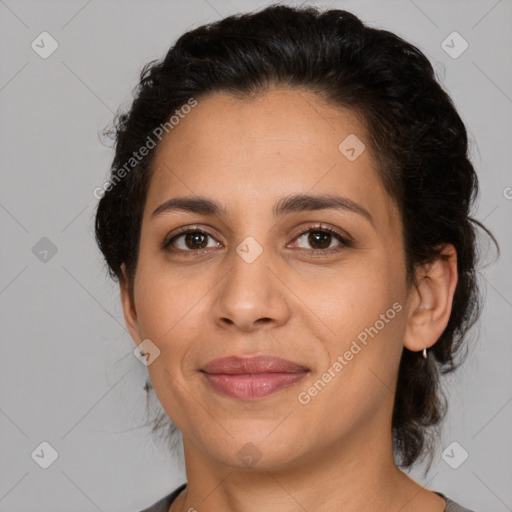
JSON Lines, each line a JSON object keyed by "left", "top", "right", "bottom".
{"left": 434, "top": 491, "right": 479, "bottom": 512}
{"left": 138, "top": 483, "right": 187, "bottom": 512}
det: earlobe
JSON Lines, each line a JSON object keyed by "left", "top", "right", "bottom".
{"left": 403, "top": 245, "right": 458, "bottom": 354}
{"left": 119, "top": 263, "right": 142, "bottom": 345}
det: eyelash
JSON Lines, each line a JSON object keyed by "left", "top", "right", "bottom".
{"left": 162, "top": 223, "right": 353, "bottom": 258}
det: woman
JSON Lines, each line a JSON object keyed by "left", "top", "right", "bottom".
{"left": 95, "top": 4, "right": 494, "bottom": 511}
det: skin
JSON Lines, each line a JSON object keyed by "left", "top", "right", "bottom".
{"left": 119, "top": 88, "right": 458, "bottom": 512}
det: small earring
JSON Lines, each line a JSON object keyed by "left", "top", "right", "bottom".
{"left": 422, "top": 346, "right": 428, "bottom": 359}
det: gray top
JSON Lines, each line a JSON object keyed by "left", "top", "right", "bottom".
{"left": 139, "top": 484, "right": 478, "bottom": 512}
{"left": 434, "top": 491, "right": 477, "bottom": 512}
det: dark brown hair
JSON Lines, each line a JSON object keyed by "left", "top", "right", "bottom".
{"left": 95, "top": 4, "right": 496, "bottom": 469}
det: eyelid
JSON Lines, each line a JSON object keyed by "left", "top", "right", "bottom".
{"left": 162, "top": 222, "right": 353, "bottom": 255}
{"left": 291, "top": 223, "right": 353, "bottom": 246}
{"left": 161, "top": 224, "right": 220, "bottom": 250}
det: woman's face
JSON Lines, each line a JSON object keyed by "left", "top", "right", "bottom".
{"left": 122, "top": 88, "right": 411, "bottom": 470}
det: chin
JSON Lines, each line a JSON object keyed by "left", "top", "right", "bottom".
{"left": 197, "top": 424, "right": 311, "bottom": 472}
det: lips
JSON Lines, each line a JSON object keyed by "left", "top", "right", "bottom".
{"left": 202, "top": 355, "right": 309, "bottom": 374}
{"left": 201, "top": 355, "right": 309, "bottom": 400}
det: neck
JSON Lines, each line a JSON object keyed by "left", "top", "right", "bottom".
{"left": 171, "top": 410, "right": 445, "bottom": 512}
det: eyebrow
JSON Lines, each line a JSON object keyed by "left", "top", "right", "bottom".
{"left": 152, "top": 193, "right": 374, "bottom": 225}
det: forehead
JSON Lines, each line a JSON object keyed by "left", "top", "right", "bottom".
{"left": 145, "top": 88, "right": 396, "bottom": 227}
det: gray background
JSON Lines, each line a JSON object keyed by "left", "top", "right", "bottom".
{"left": 1, "top": 0, "right": 511, "bottom": 510}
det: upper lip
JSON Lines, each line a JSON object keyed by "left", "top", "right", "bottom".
{"left": 201, "top": 355, "right": 309, "bottom": 375}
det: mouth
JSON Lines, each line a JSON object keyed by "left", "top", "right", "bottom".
{"left": 200, "top": 355, "right": 310, "bottom": 401}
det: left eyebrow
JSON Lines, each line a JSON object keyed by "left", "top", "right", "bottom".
{"left": 152, "top": 193, "right": 374, "bottom": 227}
{"left": 272, "top": 193, "right": 374, "bottom": 226}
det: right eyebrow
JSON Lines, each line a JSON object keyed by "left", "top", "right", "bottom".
{"left": 152, "top": 196, "right": 227, "bottom": 218}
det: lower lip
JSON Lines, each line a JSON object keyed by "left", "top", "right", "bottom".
{"left": 202, "top": 372, "right": 308, "bottom": 400}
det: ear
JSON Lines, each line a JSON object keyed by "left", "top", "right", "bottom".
{"left": 403, "top": 244, "right": 458, "bottom": 354}
{"left": 119, "top": 263, "right": 143, "bottom": 345}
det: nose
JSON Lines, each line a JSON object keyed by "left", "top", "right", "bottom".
{"left": 213, "top": 246, "right": 292, "bottom": 332}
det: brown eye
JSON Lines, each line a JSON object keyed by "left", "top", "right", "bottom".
{"left": 182, "top": 232, "right": 208, "bottom": 250}
{"left": 163, "top": 224, "right": 351, "bottom": 258}
{"left": 292, "top": 226, "right": 350, "bottom": 252}
{"left": 164, "top": 229, "right": 221, "bottom": 254}
{"left": 306, "top": 230, "right": 333, "bottom": 249}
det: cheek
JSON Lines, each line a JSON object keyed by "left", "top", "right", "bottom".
{"left": 308, "top": 255, "right": 406, "bottom": 344}
{"left": 131, "top": 263, "right": 207, "bottom": 426}
{"left": 298, "top": 264, "right": 406, "bottom": 425}
{"left": 133, "top": 249, "right": 206, "bottom": 339}
{"left": 131, "top": 256, "right": 222, "bottom": 391}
